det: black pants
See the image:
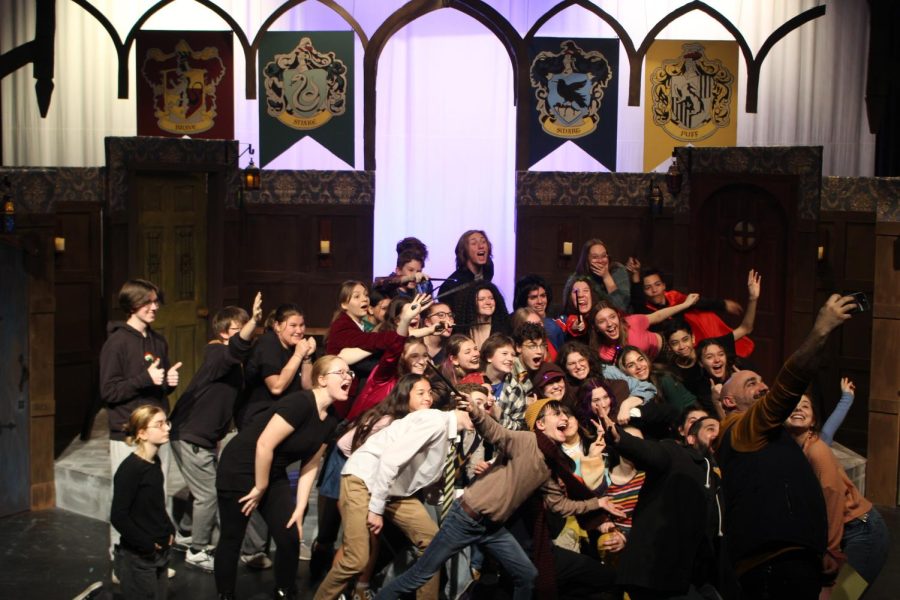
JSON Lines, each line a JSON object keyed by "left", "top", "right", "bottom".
{"left": 114, "top": 545, "right": 169, "bottom": 600}
{"left": 738, "top": 549, "right": 821, "bottom": 600}
{"left": 215, "top": 479, "right": 300, "bottom": 594}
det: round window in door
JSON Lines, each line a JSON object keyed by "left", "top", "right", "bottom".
{"left": 730, "top": 220, "right": 758, "bottom": 251}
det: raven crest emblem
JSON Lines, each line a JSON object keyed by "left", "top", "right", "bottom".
{"left": 650, "top": 43, "right": 733, "bottom": 142}
{"left": 530, "top": 41, "right": 612, "bottom": 138}
{"left": 263, "top": 37, "right": 347, "bottom": 130}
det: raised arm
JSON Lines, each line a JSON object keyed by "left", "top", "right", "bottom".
{"left": 819, "top": 378, "right": 855, "bottom": 446}
{"left": 646, "top": 293, "right": 699, "bottom": 326}
{"left": 732, "top": 270, "right": 760, "bottom": 341}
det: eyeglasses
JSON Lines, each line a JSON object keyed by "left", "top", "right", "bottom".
{"left": 326, "top": 370, "right": 356, "bottom": 380}
{"left": 147, "top": 420, "right": 171, "bottom": 430}
{"left": 429, "top": 311, "right": 454, "bottom": 320}
{"left": 521, "top": 342, "right": 546, "bottom": 351}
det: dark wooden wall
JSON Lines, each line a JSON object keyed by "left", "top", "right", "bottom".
{"left": 515, "top": 205, "right": 674, "bottom": 306}
{"left": 816, "top": 211, "right": 876, "bottom": 456}
{"left": 238, "top": 202, "right": 374, "bottom": 330}
{"left": 53, "top": 202, "right": 103, "bottom": 454}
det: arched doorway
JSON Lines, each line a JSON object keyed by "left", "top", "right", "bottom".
{"left": 694, "top": 181, "right": 789, "bottom": 382}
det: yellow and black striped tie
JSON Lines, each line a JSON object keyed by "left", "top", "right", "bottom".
{"left": 439, "top": 440, "right": 459, "bottom": 522}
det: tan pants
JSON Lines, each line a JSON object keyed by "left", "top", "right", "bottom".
{"left": 314, "top": 475, "right": 439, "bottom": 600}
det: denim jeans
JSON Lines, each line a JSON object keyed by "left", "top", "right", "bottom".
{"left": 843, "top": 508, "right": 890, "bottom": 585}
{"left": 375, "top": 499, "right": 537, "bottom": 600}
{"left": 114, "top": 545, "right": 169, "bottom": 600}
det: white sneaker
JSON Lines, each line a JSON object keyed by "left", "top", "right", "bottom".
{"left": 352, "top": 587, "right": 374, "bottom": 600}
{"left": 168, "top": 567, "right": 176, "bottom": 579}
{"left": 185, "top": 547, "right": 215, "bottom": 572}
{"left": 299, "top": 540, "right": 312, "bottom": 561}
{"left": 240, "top": 551, "right": 273, "bottom": 570}
{"left": 110, "top": 570, "right": 119, "bottom": 585}
{"left": 73, "top": 581, "right": 103, "bottom": 600}
{"left": 173, "top": 531, "right": 193, "bottom": 552}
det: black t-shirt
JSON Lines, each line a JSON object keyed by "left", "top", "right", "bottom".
{"left": 217, "top": 390, "right": 338, "bottom": 493}
{"left": 235, "top": 330, "right": 301, "bottom": 429}
{"left": 110, "top": 453, "right": 175, "bottom": 553}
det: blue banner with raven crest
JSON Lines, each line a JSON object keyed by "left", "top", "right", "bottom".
{"left": 528, "top": 38, "right": 619, "bottom": 170}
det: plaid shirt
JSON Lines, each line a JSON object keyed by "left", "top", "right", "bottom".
{"left": 495, "top": 358, "right": 533, "bottom": 431}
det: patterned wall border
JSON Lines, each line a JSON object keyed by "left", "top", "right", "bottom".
{"left": 105, "top": 136, "right": 240, "bottom": 213}
{"left": 684, "top": 146, "right": 823, "bottom": 221}
{"left": 516, "top": 171, "right": 675, "bottom": 210}
{"left": 823, "top": 176, "right": 900, "bottom": 222}
{"left": 245, "top": 170, "right": 375, "bottom": 205}
{"left": 0, "top": 167, "right": 105, "bottom": 214}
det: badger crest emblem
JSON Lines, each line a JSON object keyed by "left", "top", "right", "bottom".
{"left": 263, "top": 37, "right": 347, "bottom": 130}
{"left": 530, "top": 40, "right": 612, "bottom": 139}
{"left": 141, "top": 39, "right": 226, "bottom": 134}
{"left": 650, "top": 43, "right": 734, "bottom": 142}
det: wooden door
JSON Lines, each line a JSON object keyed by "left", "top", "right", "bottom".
{"left": 0, "top": 243, "right": 30, "bottom": 517}
{"left": 697, "top": 183, "right": 788, "bottom": 382}
{"left": 134, "top": 172, "right": 208, "bottom": 405}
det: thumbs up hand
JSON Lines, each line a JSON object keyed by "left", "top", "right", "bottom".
{"left": 166, "top": 361, "right": 183, "bottom": 388}
{"left": 148, "top": 358, "right": 165, "bottom": 386}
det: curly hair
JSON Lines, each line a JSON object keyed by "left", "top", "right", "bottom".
{"left": 456, "top": 281, "right": 510, "bottom": 339}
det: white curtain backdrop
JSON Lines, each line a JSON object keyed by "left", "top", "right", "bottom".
{"left": 1, "top": 0, "right": 874, "bottom": 298}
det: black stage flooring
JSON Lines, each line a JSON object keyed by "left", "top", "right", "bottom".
{"left": 1, "top": 507, "right": 898, "bottom": 599}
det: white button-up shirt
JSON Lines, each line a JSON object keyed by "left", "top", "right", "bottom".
{"left": 343, "top": 408, "right": 459, "bottom": 515}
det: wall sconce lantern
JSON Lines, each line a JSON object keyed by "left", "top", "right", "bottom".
{"left": 665, "top": 153, "right": 682, "bottom": 196}
{"left": 2, "top": 176, "right": 15, "bottom": 233}
{"left": 239, "top": 144, "right": 261, "bottom": 191}
{"left": 648, "top": 183, "right": 663, "bottom": 216}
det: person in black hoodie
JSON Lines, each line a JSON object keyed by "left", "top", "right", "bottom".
{"left": 111, "top": 404, "right": 176, "bottom": 600}
{"left": 168, "top": 292, "right": 262, "bottom": 572}
{"left": 437, "top": 230, "right": 495, "bottom": 317}
{"left": 598, "top": 407, "right": 725, "bottom": 599}
{"left": 100, "top": 279, "right": 181, "bottom": 563}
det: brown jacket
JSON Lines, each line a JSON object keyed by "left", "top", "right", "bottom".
{"left": 462, "top": 406, "right": 602, "bottom": 523}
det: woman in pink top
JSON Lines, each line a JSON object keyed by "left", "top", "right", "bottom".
{"left": 590, "top": 295, "right": 698, "bottom": 363}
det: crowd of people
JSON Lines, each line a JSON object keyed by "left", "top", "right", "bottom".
{"left": 100, "top": 231, "right": 888, "bottom": 600}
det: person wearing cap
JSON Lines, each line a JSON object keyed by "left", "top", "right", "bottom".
{"left": 715, "top": 294, "right": 857, "bottom": 598}
{"left": 531, "top": 362, "right": 567, "bottom": 402}
{"left": 376, "top": 396, "right": 625, "bottom": 600}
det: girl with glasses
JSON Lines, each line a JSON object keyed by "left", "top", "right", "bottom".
{"left": 110, "top": 405, "right": 175, "bottom": 600}
{"left": 214, "top": 355, "right": 348, "bottom": 600}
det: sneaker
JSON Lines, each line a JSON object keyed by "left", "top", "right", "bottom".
{"left": 173, "top": 531, "right": 193, "bottom": 552}
{"left": 168, "top": 567, "right": 176, "bottom": 579}
{"left": 72, "top": 581, "right": 104, "bottom": 600}
{"left": 299, "top": 540, "right": 312, "bottom": 561}
{"left": 241, "top": 551, "right": 273, "bottom": 570}
{"left": 352, "top": 587, "right": 374, "bottom": 600}
{"left": 111, "top": 570, "right": 119, "bottom": 585}
{"left": 185, "top": 548, "right": 215, "bottom": 572}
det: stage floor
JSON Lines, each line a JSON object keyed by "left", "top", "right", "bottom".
{"left": 1, "top": 506, "right": 898, "bottom": 599}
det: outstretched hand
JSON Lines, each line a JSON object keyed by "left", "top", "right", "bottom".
{"left": 746, "top": 269, "right": 762, "bottom": 301}
{"left": 251, "top": 291, "right": 263, "bottom": 322}
{"left": 840, "top": 377, "right": 856, "bottom": 397}
{"left": 813, "top": 294, "right": 855, "bottom": 336}
{"left": 401, "top": 293, "right": 433, "bottom": 321}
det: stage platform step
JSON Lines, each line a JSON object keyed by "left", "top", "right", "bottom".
{"left": 54, "top": 409, "right": 187, "bottom": 523}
